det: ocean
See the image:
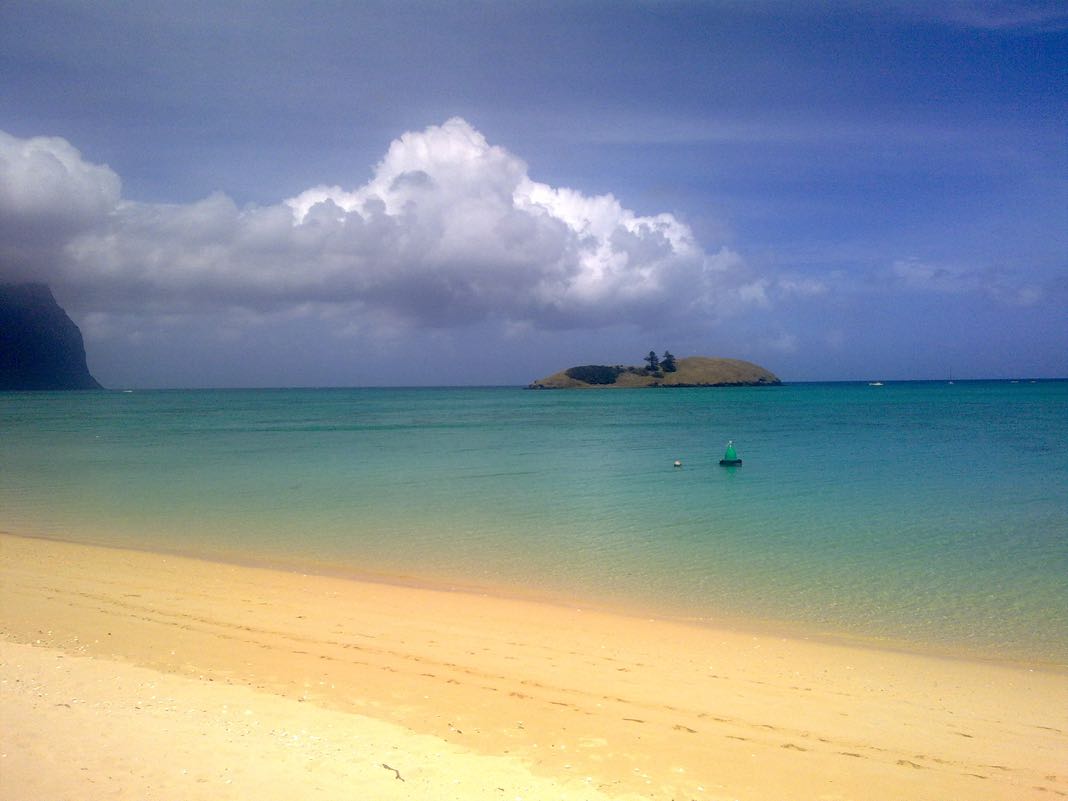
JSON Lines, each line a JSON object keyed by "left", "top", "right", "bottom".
{"left": 2, "top": 381, "right": 1066, "bottom": 667}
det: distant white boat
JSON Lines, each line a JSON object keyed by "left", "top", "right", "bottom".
{"left": 868, "top": 381, "right": 884, "bottom": 387}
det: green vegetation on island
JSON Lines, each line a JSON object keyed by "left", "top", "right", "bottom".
{"left": 528, "top": 354, "right": 780, "bottom": 389}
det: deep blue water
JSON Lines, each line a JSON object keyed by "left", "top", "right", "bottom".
{"left": 2, "top": 381, "right": 1066, "bottom": 666}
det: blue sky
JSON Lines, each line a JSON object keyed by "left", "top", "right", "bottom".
{"left": 1, "top": 1, "right": 1065, "bottom": 386}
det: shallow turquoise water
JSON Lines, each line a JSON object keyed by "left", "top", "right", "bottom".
{"left": 2, "top": 382, "right": 1066, "bottom": 665}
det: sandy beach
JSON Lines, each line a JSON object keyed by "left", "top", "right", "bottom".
{"left": 2, "top": 532, "right": 1065, "bottom": 800}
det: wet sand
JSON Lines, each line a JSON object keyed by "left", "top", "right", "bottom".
{"left": 2, "top": 532, "right": 1065, "bottom": 800}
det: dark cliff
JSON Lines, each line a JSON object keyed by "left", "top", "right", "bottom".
{"left": 0, "top": 283, "right": 103, "bottom": 390}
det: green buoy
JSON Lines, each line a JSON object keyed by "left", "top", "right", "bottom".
{"left": 719, "top": 440, "right": 742, "bottom": 466}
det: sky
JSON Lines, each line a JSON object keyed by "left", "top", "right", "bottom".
{"left": 1, "top": 0, "right": 1065, "bottom": 387}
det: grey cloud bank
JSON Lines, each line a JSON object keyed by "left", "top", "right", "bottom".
{"left": 1, "top": 120, "right": 757, "bottom": 333}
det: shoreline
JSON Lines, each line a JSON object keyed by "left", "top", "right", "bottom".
{"left": 3, "top": 531, "right": 1067, "bottom": 800}
{"left": 6, "top": 527, "right": 1065, "bottom": 673}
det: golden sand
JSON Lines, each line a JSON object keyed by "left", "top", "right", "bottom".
{"left": 2, "top": 532, "right": 1065, "bottom": 800}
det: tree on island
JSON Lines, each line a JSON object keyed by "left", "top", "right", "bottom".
{"left": 644, "top": 350, "right": 660, "bottom": 372}
{"left": 661, "top": 351, "right": 677, "bottom": 372}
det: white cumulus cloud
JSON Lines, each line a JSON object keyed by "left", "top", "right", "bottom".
{"left": 0, "top": 131, "right": 122, "bottom": 277}
{"left": 1, "top": 119, "right": 757, "bottom": 332}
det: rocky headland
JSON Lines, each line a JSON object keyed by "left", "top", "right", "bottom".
{"left": 0, "top": 282, "right": 102, "bottom": 390}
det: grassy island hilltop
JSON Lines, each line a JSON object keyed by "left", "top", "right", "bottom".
{"left": 529, "top": 355, "right": 780, "bottom": 389}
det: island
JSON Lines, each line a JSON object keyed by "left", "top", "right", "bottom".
{"left": 529, "top": 353, "right": 780, "bottom": 389}
{"left": 0, "top": 282, "right": 103, "bottom": 391}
